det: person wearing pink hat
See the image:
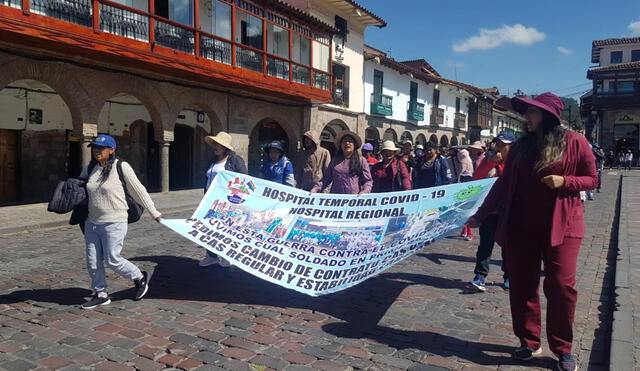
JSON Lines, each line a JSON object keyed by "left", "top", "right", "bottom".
{"left": 467, "top": 92, "right": 598, "bottom": 371}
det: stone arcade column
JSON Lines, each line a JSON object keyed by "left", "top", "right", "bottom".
{"left": 77, "top": 123, "right": 98, "bottom": 169}
{"left": 159, "top": 130, "right": 174, "bottom": 193}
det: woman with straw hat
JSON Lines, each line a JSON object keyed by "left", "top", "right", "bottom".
{"left": 370, "top": 140, "right": 412, "bottom": 193}
{"left": 199, "top": 132, "right": 247, "bottom": 268}
{"left": 310, "top": 130, "right": 372, "bottom": 195}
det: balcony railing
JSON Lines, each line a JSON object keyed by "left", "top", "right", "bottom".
{"left": 314, "top": 71, "right": 330, "bottom": 91}
{"left": 199, "top": 35, "right": 231, "bottom": 65}
{"left": 31, "top": 0, "right": 92, "bottom": 27}
{"left": 430, "top": 107, "right": 445, "bottom": 125}
{"left": 267, "top": 56, "right": 289, "bottom": 80}
{"left": 1, "top": 0, "right": 20, "bottom": 8}
{"left": 100, "top": 2, "right": 148, "bottom": 41}
{"left": 370, "top": 92, "right": 392, "bottom": 116}
{"left": 407, "top": 101, "right": 424, "bottom": 121}
{"left": 454, "top": 113, "right": 466, "bottom": 129}
{"left": 3, "top": 0, "right": 332, "bottom": 96}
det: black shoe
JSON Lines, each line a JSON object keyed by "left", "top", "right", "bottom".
{"left": 81, "top": 293, "right": 110, "bottom": 309}
{"left": 134, "top": 271, "right": 149, "bottom": 300}
{"left": 512, "top": 346, "right": 542, "bottom": 361}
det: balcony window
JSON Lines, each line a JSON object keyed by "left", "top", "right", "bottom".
{"left": 236, "top": 9, "right": 263, "bottom": 50}
{"left": 455, "top": 97, "right": 461, "bottom": 113}
{"left": 169, "top": 0, "right": 193, "bottom": 25}
{"left": 611, "top": 81, "right": 635, "bottom": 93}
{"left": 432, "top": 89, "right": 440, "bottom": 108}
{"left": 611, "top": 51, "right": 622, "bottom": 64}
{"left": 632, "top": 50, "right": 640, "bottom": 62}
{"left": 199, "top": 0, "right": 231, "bottom": 39}
{"left": 292, "top": 33, "right": 310, "bottom": 65}
{"left": 267, "top": 24, "right": 288, "bottom": 58}
{"left": 312, "top": 41, "right": 329, "bottom": 72}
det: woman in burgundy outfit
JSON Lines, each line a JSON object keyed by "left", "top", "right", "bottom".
{"left": 468, "top": 92, "right": 597, "bottom": 371}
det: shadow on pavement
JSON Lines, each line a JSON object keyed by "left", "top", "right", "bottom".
{"left": 418, "top": 252, "right": 502, "bottom": 267}
{"left": 0, "top": 287, "right": 92, "bottom": 306}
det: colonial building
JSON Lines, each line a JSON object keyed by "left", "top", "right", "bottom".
{"left": 582, "top": 37, "right": 640, "bottom": 155}
{"left": 0, "top": 0, "right": 336, "bottom": 204}
{"left": 283, "top": 0, "right": 386, "bottom": 153}
{"left": 493, "top": 96, "right": 526, "bottom": 138}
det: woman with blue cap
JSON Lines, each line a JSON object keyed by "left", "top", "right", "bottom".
{"left": 79, "top": 134, "right": 162, "bottom": 309}
{"left": 261, "top": 141, "right": 296, "bottom": 187}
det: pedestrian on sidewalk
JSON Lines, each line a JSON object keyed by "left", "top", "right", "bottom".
{"left": 586, "top": 144, "right": 605, "bottom": 200}
{"left": 468, "top": 131, "right": 515, "bottom": 292}
{"left": 467, "top": 92, "right": 597, "bottom": 371}
{"left": 199, "top": 132, "right": 247, "bottom": 268}
{"left": 80, "top": 134, "right": 161, "bottom": 309}
{"left": 413, "top": 142, "right": 452, "bottom": 189}
{"left": 370, "top": 140, "right": 412, "bottom": 193}
{"left": 624, "top": 150, "right": 633, "bottom": 171}
{"left": 261, "top": 141, "right": 295, "bottom": 187}
{"left": 295, "top": 131, "right": 331, "bottom": 191}
{"left": 311, "top": 131, "right": 372, "bottom": 195}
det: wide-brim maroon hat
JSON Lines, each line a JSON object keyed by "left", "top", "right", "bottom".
{"left": 511, "top": 92, "right": 564, "bottom": 125}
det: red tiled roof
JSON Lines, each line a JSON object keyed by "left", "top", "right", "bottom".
{"left": 337, "top": 0, "right": 387, "bottom": 27}
{"left": 399, "top": 59, "right": 440, "bottom": 77}
{"left": 587, "top": 61, "right": 640, "bottom": 78}
{"left": 270, "top": 0, "right": 338, "bottom": 33}
{"left": 593, "top": 37, "right": 640, "bottom": 47}
{"left": 363, "top": 51, "right": 439, "bottom": 84}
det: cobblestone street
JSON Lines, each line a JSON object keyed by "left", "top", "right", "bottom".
{"left": 0, "top": 174, "right": 621, "bottom": 371}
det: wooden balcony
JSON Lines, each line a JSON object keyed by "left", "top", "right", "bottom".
{"left": 0, "top": 0, "right": 334, "bottom": 102}
{"left": 430, "top": 107, "right": 444, "bottom": 125}
{"left": 370, "top": 92, "right": 392, "bottom": 116}
{"left": 454, "top": 113, "right": 466, "bottom": 129}
{"left": 407, "top": 101, "right": 424, "bottom": 121}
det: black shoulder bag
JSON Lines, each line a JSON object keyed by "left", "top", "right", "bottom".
{"left": 116, "top": 160, "right": 144, "bottom": 224}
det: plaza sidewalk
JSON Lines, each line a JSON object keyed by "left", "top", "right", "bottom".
{"left": 0, "top": 174, "right": 622, "bottom": 370}
{"left": 0, "top": 190, "right": 202, "bottom": 236}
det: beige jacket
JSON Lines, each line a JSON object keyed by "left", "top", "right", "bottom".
{"left": 296, "top": 131, "right": 331, "bottom": 191}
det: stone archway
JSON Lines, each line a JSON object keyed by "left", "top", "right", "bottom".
{"left": 440, "top": 135, "right": 449, "bottom": 148}
{"left": 428, "top": 134, "right": 438, "bottom": 146}
{"left": 248, "top": 118, "right": 292, "bottom": 177}
{"left": 416, "top": 134, "right": 427, "bottom": 147}
{"left": 451, "top": 137, "right": 459, "bottom": 146}
{"left": 320, "top": 119, "right": 348, "bottom": 155}
{"left": 365, "top": 127, "right": 381, "bottom": 152}
{"left": 400, "top": 131, "right": 413, "bottom": 145}
{"left": 383, "top": 128, "right": 398, "bottom": 143}
{"left": 0, "top": 79, "right": 75, "bottom": 204}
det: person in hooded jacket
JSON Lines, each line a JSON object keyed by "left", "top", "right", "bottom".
{"left": 467, "top": 93, "right": 597, "bottom": 371}
{"left": 261, "top": 141, "right": 295, "bottom": 187}
{"left": 295, "top": 131, "right": 331, "bottom": 191}
{"left": 199, "top": 132, "right": 247, "bottom": 268}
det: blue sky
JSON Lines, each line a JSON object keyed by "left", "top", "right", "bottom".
{"left": 362, "top": 0, "right": 640, "bottom": 98}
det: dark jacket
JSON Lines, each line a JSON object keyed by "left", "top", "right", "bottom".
{"left": 48, "top": 177, "right": 88, "bottom": 214}
{"left": 205, "top": 151, "right": 247, "bottom": 192}
{"left": 413, "top": 156, "right": 452, "bottom": 189}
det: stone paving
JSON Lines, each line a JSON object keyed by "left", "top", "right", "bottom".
{"left": 0, "top": 174, "right": 621, "bottom": 370}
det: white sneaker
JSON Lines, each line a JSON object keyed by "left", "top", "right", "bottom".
{"left": 218, "top": 257, "right": 232, "bottom": 267}
{"left": 199, "top": 256, "right": 219, "bottom": 267}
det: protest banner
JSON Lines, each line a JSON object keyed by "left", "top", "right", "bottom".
{"left": 162, "top": 171, "right": 496, "bottom": 296}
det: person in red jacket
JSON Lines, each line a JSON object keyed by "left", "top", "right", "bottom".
{"left": 467, "top": 93, "right": 597, "bottom": 371}
{"left": 371, "top": 140, "right": 412, "bottom": 193}
{"left": 468, "top": 131, "right": 515, "bottom": 292}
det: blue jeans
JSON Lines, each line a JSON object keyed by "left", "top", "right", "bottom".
{"left": 84, "top": 220, "right": 142, "bottom": 293}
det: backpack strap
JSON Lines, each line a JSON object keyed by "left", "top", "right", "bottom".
{"left": 86, "top": 161, "right": 98, "bottom": 179}
{"left": 115, "top": 159, "right": 131, "bottom": 197}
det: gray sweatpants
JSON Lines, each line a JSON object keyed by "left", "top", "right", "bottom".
{"left": 84, "top": 220, "right": 142, "bottom": 293}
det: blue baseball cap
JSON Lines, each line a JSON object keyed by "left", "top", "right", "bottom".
{"left": 496, "top": 131, "right": 517, "bottom": 144}
{"left": 89, "top": 134, "right": 117, "bottom": 149}
{"left": 362, "top": 143, "right": 374, "bottom": 151}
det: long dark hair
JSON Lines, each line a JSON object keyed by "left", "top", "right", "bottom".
{"left": 89, "top": 153, "right": 116, "bottom": 184}
{"left": 518, "top": 111, "right": 566, "bottom": 171}
{"left": 336, "top": 138, "right": 363, "bottom": 176}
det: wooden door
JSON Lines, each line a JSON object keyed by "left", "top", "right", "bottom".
{"left": 0, "top": 129, "right": 20, "bottom": 204}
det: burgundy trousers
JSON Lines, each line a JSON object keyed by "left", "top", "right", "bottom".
{"left": 506, "top": 236, "right": 581, "bottom": 356}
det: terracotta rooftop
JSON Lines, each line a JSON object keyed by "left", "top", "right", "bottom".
{"left": 317, "top": 0, "right": 386, "bottom": 27}
{"left": 399, "top": 59, "right": 441, "bottom": 77}
{"left": 587, "top": 61, "right": 640, "bottom": 78}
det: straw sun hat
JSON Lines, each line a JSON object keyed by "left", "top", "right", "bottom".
{"left": 204, "top": 132, "right": 234, "bottom": 151}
